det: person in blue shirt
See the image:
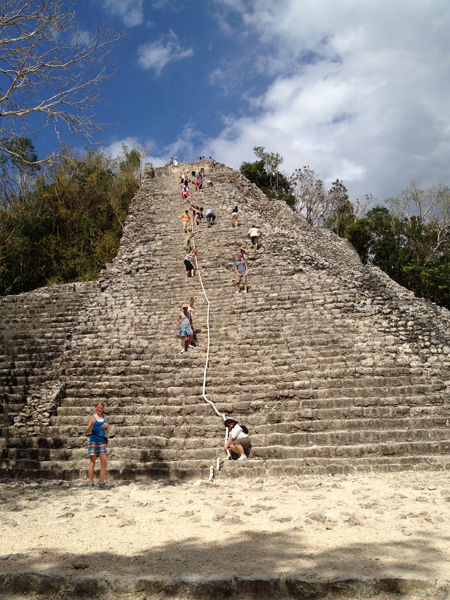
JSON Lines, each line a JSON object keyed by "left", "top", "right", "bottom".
{"left": 87, "top": 402, "right": 109, "bottom": 490}
{"left": 205, "top": 208, "right": 215, "bottom": 227}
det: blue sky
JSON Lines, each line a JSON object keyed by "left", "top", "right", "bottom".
{"left": 35, "top": 0, "right": 450, "bottom": 204}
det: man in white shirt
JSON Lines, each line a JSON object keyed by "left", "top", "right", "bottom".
{"left": 247, "top": 225, "right": 262, "bottom": 250}
{"left": 223, "top": 416, "right": 251, "bottom": 461}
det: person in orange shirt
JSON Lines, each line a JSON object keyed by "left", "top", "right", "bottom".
{"left": 181, "top": 210, "right": 190, "bottom": 233}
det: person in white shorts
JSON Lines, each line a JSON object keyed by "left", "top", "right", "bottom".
{"left": 223, "top": 416, "right": 251, "bottom": 461}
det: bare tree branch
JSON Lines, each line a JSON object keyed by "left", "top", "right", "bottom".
{"left": 0, "top": 0, "right": 125, "bottom": 164}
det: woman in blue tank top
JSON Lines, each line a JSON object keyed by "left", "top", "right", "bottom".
{"left": 87, "top": 402, "right": 109, "bottom": 490}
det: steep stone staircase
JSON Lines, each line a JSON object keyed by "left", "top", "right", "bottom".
{"left": 1, "top": 162, "right": 450, "bottom": 480}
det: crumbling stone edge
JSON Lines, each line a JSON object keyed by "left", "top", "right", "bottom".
{"left": 0, "top": 571, "right": 449, "bottom": 598}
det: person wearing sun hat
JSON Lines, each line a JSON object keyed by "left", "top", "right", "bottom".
{"left": 223, "top": 416, "right": 251, "bottom": 461}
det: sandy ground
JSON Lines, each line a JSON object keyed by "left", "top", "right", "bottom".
{"left": 1, "top": 470, "right": 449, "bottom": 592}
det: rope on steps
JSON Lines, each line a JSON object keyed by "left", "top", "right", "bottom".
{"left": 191, "top": 215, "right": 230, "bottom": 481}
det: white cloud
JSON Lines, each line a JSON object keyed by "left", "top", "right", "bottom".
{"left": 208, "top": 0, "right": 450, "bottom": 202}
{"left": 137, "top": 31, "right": 193, "bottom": 74}
{"left": 102, "top": 0, "right": 144, "bottom": 27}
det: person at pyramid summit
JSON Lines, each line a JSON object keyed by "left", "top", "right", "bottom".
{"left": 223, "top": 416, "right": 251, "bottom": 461}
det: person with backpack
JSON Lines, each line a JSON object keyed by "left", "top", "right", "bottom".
{"left": 87, "top": 402, "right": 109, "bottom": 490}
{"left": 223, "top": 416, "right": 251, "bottom": 461}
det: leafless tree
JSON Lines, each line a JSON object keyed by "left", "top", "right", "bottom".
{"left": 389, "top": 181, "right": 450, "bottom": 253}
{"left": 291, "top": 166, "right": 334, "bottom": 227}
{"left": 0, "top": 0, "right": 124, "bottom": 166}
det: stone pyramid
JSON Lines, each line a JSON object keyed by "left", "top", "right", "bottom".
{"left": 1, "top": 161, "right": 450, "bottom": 481}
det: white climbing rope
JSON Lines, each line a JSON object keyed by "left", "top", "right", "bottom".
{"left": 189, "top": 215, "right": 231, "bottom": 480}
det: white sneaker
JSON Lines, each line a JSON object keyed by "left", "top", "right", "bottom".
{"left": 188, "top": 344, "right": 195, "bottom": 348}
{"left": 180, "top": 349, "right": 186, "bottom": 354}
{"left": 237, "top": 455, "right": 247, "bottom": 461}
{"left": 235, "top": 291, "right": 240, "bottom": 294}
{"left": 243, "top": 290, "right": 247, "bottom": 293}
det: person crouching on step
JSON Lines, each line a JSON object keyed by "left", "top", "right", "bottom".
{"left": 224, "top": 416, "right": 250, "bottom": 461}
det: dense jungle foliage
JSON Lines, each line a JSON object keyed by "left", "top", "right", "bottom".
{"left": 241, "top": 148, "right": 450, "bottom": 310}
{"left": 0, "top": 141, "right": 141, "bottom": 296}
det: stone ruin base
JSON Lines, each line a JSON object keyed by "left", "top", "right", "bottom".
{"left": 0, "top": 571, "right": 448, "bottom": 599}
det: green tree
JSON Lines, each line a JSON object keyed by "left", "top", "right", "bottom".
{"left": 253, "top": 146, "right": 284, "bottom": 196}
{"left": 240, "top": 154, "right": 294, "bottom": 206}
{"left": 0, "top": 145, "right": 140, "bottom": 296}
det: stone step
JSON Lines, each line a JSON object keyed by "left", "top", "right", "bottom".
{"left": 3, "top": 450, "right": 450, "bottom": 482}
{"left": 2, "top": 161, "right": 450, "bottom": 480}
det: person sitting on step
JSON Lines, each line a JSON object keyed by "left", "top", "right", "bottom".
{"left": 176, "top": 305, "right": 195, "bottom": 354}
{"left": 223, "top": 416, "right": 251, "bottom": 461}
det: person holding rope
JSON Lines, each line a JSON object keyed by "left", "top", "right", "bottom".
{"left": 87, "top": 402, "right": 109, "bottom": 490}
{"left": 223, "top": 416, "right": 251, "bottom": 461}
{"left": 184, "top": 232, "right": 195, "bottom": 252}
{"left": 184, "top": 248, "right": 197, "bottom": 278}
